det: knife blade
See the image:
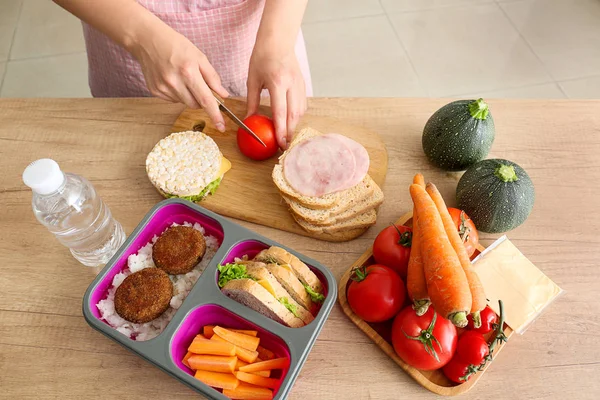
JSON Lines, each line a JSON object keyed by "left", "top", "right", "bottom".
{"left": 214, "top": 96, "right": 267, "bottom": 147}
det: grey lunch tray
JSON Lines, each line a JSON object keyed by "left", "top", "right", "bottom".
{"left": 82, "top": 198, "right": 337, "bottom": 400}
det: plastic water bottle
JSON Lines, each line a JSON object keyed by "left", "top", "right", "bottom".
{"left": 22, "top": 159, "right": 126, "bottom": 267}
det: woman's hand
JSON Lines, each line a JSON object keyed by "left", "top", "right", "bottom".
{"left": 130, "top": 22, "right": 230, "bottom": 131}
{"left": 246, "top": 46, "right": 307, "bottom": 149}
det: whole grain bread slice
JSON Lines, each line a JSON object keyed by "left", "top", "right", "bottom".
{"left": 220, "top": 279, "right": 305, "bottom": 328}
{"left": 284, "top": 182, "right": 384, "bottom": 226}
{"left": 292, "top": 209, "right": 378, "bottom": 234}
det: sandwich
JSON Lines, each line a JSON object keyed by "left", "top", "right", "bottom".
{"left": 254, "top": 246, "right": 325, "bottom": 305}
{"left": 218, "top": 261, "right": 317, "bottom": 328}
{"left": 146, "top": 131, "right": 231, "bottom": 201}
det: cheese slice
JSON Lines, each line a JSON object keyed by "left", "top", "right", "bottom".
{"left": 279, "top": 263, "right": 293, "bottom": 273}
{"left": 257, "top": 279, "right": 277, "bottom": 298}
{"left": 218, "top": 156, "right": 231, "bottom": 177}
{"left": 473, "top": 236, "right": 563, "bottom": 334}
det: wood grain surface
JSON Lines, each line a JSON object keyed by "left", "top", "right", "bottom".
{"left": 338, "top": 211, "right": 513, "bottom": 396}
{"left": 0, "top": 98, "right": 598, "bottom": 400}
{"left": 170, "top": 99, "right": 388, "bottom": 242}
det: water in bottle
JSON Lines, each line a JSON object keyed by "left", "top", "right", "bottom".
{"left": 22, "top": 159, "right": 126, "bottom": 267}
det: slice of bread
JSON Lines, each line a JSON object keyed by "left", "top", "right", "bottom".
{"left": 221, "top": 279, "right": 305, "bottom": 328}
{"left": 292, "top": 209, "right": 377, "bottom": 234}
{"left": 254, "top": 246, "right": 324, "bottom": 294}
{"left": 307, "top": 226, "right": 369, "bottom": 242}
{"left": 244, "top": 263, "right": 315, "bottom": 325}
{"left": 285, "top": 183, "right": 384, "bottom": 226}
{"left": 264, "top": 263, "right": 314, "bottom": 312}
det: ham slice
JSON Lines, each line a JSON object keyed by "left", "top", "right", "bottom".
{"left": 282, "top": 133, "right": 370, "bottom": 197}
{"left": 283, "top": 135, "right": 356, "bottom": 196}
{"left": 325, "top": 133, "right": 370, "bottom": 188}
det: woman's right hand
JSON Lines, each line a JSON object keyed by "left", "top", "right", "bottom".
{"left": 130, "top": 22, "right": 229, "bottom": 132}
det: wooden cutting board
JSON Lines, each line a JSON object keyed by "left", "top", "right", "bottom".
{"left": 171, "top": 98, "right": 388, "bottom": 241}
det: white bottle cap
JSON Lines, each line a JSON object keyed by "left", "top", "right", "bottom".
{"left": 23, "top": 159, "right": 65, "bottom": 195}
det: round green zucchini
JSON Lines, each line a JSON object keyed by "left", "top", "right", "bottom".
{"left": 456, "top": 159, "right": 535, "bottom": 233}
{"left": 422, "top": 98, "right": 495, "bottom": 171}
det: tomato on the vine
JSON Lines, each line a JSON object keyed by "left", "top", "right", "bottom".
{"left": 391, "top": 306, "right": 457, "bottom": 371}
{"left": 448, "top": 208, "right": 479, "bottom": 258}
{"left": 347, "top": 264, "right": 405, "bottom": 323}
{"left": 372, "top": 224, "right": 412, "bottom": 280}
{"left": 456, "top": 331, "right": 489, "bottom": 365}
{"left": 442, "top": 358, "right": 475, "bottom": 384}
{"left": 467, "top": 306, "right": 498, "bottom": 334}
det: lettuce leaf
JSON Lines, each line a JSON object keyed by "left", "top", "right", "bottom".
{"left": 303, "top": 283, "right": 325, "bottom": 304}
{"left": 164, "top": 177, "right": 222, "bottom": 202}
{"left": 278, "top": 297, "right": 299, "bottom": 318}
{"left": 217, "top": 263, "right": 254, "bottom": 288}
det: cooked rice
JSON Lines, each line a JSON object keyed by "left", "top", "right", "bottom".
{"left": 96, "top": 222, "right": 219, "bottom": 341}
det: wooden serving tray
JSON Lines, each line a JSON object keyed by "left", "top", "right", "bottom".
{"left": 170, "top": 99, "right": 388, "bottom": 242}
{"left": 338, "top": 211, "right": 514, "bottom": 396}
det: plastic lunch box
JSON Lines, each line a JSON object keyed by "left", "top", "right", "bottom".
{"left": 82, "top": 198, "right": 337, "bottom": 400}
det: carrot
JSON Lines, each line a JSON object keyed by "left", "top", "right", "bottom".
{"left": 212, "top": 334, "right": 259, "bottom": 363}
{"left": 189, "top": 335, "right": 236, "bottom": 356}
{"left": 188, "top": 355, "right": 238, "bottom": 373}
{"left": 425, "top": 183, "right": 487, "bottom": 326}
{"left": 239, "top": 357, "right": 289, "bottom": 373}
{"left": 214, "top": 326, "right": 260, "bottom": 351}
{"left": 256, "top": 345, "right": 276, "bottom": 361}
{"left": 204, "top": 325, "right": 258, "bottom": 338}
{"left": 406, "top": 174, "right": 430, "bottom": 315}
{"left": 223, "top": 382, "right": 274, "bottom": 400}
{"left": 409, "top": 184, "right": 472, "bottom": 327}
{"left": 182, "top": 351, "right": 194, "bottom": 369}
{"left": 203, "top": 325, "right": 215, "bottom": 338}
{"left": 235, "top": 359, "right": 271, "bottom": 377}
{"left": 235, "top": 371, "right": 280, "bottom": 389}
{"left": 194, "top": 370, "right": 239, "bottom": 390}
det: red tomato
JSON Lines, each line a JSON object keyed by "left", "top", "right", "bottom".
{"left": 467, "top": 306, "right": 499, "bottom": 334}
{"left": 347, "top": 265, "right": 405, "bottom": 323}
{"left": 237, "top": 115, "right": 278, "bottom": 161}
{"left": 442, "top": 357, "right": 474, "bottom": 384}
{"left": 372, "top": 224, "right": 412, "bottom": 280}
{"left": 391, "top": 306, "right": 457, "bottom": 370}
{"left": 448, "top": 208, "right": 479, "bottom": 258}
{"left": 456, "top": 331, "right": 489, "bottom": 365}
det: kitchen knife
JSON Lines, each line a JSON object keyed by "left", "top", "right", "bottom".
{"left": 214, "top": 96, "right": 266, "bottom": 147}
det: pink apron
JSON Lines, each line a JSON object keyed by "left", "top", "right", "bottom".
{"left": 82, "top": 0, "right": 313, "bottom": 98}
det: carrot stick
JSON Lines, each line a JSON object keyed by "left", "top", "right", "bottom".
{"left": 188, "top": 335, "right": 236, "bottom": 356}
{"left": 256, "top": 345, "right": 276, "bottom": 361}
{"left": 188, "top": 355, "right": 238, "bottom": 373}
{"left": 235, "top": 359, "right": 271, "bottom": 377}
{"left": 235, "top": 371, "right": 280, "bottom": 389}
{"left": 203, "top": 325, "right": 215, "bottom": 339}
{"left": 204, "top": 325, "right": 259, "bottom": 339}
{"left": 212, "top": 334, "right": 259, "bottom": 363}
{"left": 409, "top": 184, "right": 472, "bottom": 327}
{"left": 406, "top": 174, "right": 430, "bottom": 315}
{"left": 214, "top": 326, "right": 260, "bottom": 351}
{"left": 223, "top": 382, "right": 274, "bottom": 400}
{"left": 182, "top": 351, "right": 193, "bottom": 369}
{"left": 194, "top": 370, "right": 239, "bottom": 390}
{"left": 239, "top": 357, "right": 289, "bottom": 373}
{"left": 425, "top": 183, "right": 487, "bottom": 326}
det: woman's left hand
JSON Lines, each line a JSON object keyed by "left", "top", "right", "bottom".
{"left": 246, "top": 45, "right": 307, "bottom": 150}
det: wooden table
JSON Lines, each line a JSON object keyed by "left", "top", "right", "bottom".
{"left": 0, "top": 98, "right": 598, "bottom": 399}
